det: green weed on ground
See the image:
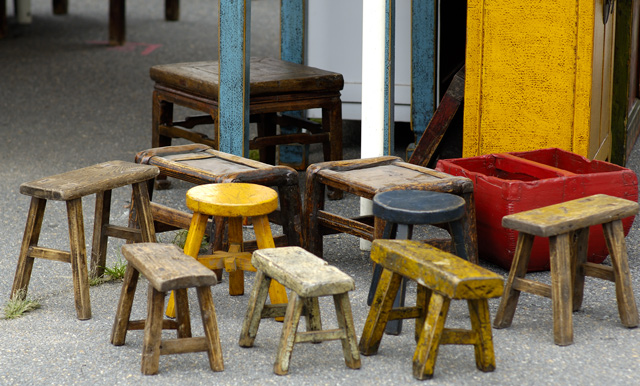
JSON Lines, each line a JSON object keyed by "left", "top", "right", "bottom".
{"left": 3, "top": 290, "right": 41, "bottom": 319}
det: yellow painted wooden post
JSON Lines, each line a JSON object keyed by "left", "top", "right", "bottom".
{"left": 464, "top": 0, "right": 615, "bottom": 160}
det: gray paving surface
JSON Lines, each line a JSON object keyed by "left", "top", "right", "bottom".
{"left": 1, "top": 1, "right": 640, "bottom": 385}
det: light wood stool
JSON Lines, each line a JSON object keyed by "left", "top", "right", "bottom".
{"left": 165, "top": 182, "right": 288, "bottom": 317}
{"left": 359, "top": 239, "right": 503, "bottom": 380}
{"left": 111, "top": 243, "right": 223, "bottom": 375}
{"left": 239, "top": 246, "right": 361, "bottom": 375}
{"left": 11, "top": 161, "right": 159, "bottom": 320}
{"left": 493, "top": 194, "right": 640, "bottom": 345}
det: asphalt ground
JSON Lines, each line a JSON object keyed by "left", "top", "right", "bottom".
{"left": 1, "top": 1, "right": 640, "bottom": 385}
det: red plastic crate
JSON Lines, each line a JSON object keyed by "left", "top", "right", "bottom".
{"left": 436, "top": 148, "right": 638, "bottom": 271}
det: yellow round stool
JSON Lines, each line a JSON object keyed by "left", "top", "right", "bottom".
{"left": 166, "top": 183, "right": 287, "bottom": 317}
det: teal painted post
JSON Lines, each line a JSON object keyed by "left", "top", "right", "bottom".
{"left": 218, "top": 0, "right": 251, "bottom": 156}
{"left": 384, "top": 0, "right": 395, "bottom": 155}
{"left": 408, "top": 0, "right": 436, "bottom": 158}
{"left": 279, "top": 0, "right": 306, "bottom": 167}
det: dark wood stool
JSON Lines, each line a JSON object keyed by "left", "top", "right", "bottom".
{"left": 239, "top": 246, "right": 361, "bottom": 375}
{"left": 150, "top": 57, "right": 343, "bottom": 169}
{"left": 111, "top": 243, "right": 223, "bottom": 375}
{"left": 359, "top": 239, "right": 503, "bottom": 380}
{"left": 305, "top": 156, "right": 478, "bottom": 262}
{"left": 369, "top": 190, "right": 469, "bottom": 335}
{"left": 134, "top": 144, "right": 303, "bottom": 252}
{"left": 11, "top": 161, "right": 159, "bottom": 320}
{"left": 165, "top": 182, "right": 288, "bottom": 318}
{"left": 493, "top": 194, "right": 640, "bottom": 346}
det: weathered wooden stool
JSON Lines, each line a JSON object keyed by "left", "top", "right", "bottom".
{"left": 359, "top": 239, "right": 503, "bottom": 380}
{"left": 134, "top": 144, "right": 303, "bottom": 252}
{"left": 239, "top": 246, "right": 361, "bottom": 375}
{"left": 150, "top": 57, "right": 343, "bottom": 169}
{"left": 111, "top": 243, "right": 223, "bottom": 375}
{"left": 305, "top": 156, "right": 478, "bottom": 262}
{"left": 165, "top": 182, "right": 288, "bottom": 317}
{"left": 369, "top": 190, "right": 469, "bottom": 335}
{"left": 11, "top": 160, "right": 159, "bottom": 320}
{"left": 493, "top": 194, "right": 640, "bottom": 346}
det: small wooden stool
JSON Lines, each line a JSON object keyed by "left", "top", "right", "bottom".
{"left": 493, "top": 194, "right": 640, "bottom": 346}
{"left": 150, "top": 57, "right": 343, "bottom": 169}
{"left": 134, "top": 144, "right": 303, "bottom": 251}
{"left": 11, "top": 161, "right": 159, "bottom": 320}
{"left": 359, "top": 239, "right": 503, "bottom": 380}
{"left": 111, "top": 243, "right": 223, "bottom": 375}
{"left": 165, "top": 182, "right": 288, "bottom": 317}
{"left": 369, "top": 190, "right": 469, "bottom": 335}
{"left": 239, "top": 246, "right": 361, "bottom": 375}
{"left": 305, "top": 156, "right": 478, "bottom": 261}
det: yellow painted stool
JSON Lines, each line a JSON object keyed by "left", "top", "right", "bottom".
{"left": 166, "top": 183, "right": 287, "bottom": 317}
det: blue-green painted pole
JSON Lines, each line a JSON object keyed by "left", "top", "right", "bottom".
{"left": 408, "top": 0, "right": 436, "bottom": 157}
{"left": 279, "top": 0, "right": 306, "bottom": 167}
{"left": 384, "top": 0, "right": 395, "bottom": 155}
{"left": 218, "top": 0, "right": 250, "bottom": 156}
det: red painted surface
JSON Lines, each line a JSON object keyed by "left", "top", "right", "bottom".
{"left": 436, "top": 148, "right": 639, "bottom": 272}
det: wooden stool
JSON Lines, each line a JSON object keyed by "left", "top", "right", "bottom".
{"left": 359, "top": 239, "right": 503, "bottom": 380}
{"left": 111, "top": 243, "right": 223, "bottom": 375}
{"left": 239, "top": 246, "right": 361, "bottom": 375}
{"left": 150, "top": 57, "right": 343, "bottom": 170}
{"left": 165, "top": 182, "right": 288, "bottom": 317}
{"left": 11, "top": 161, "right": 159, "bottom": 320}
{"left": 134, "top": 144, "right": 303, "bottom": 251}
{"left": 493, "top": 194, "right": 640, "bottom": 346}
{"left": 369, "top": 190, "right": 469, "bottom": 335}
{"left": 305, "top": 156, "right": 478, "bottom": 262}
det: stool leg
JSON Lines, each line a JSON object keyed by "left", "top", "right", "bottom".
{"left": 448, "top": 218, "right": 469, "bottom": 261}
{"left": 256, "top": 113, "right": 277, "bottom": 165}
{"left": 324, "top": 100, "right": 343, "bottom": 200}
{"left": 227, "top": 217, "right": 245, "bottom": 296}
{"left": 11, "top": 197, "right": 46, "bottom": 301}
{"left": 196, "top": 286, "right": 224, "bottom": 372}
{"left": 90, "top": 190, "right": 111, "bottom": 278}
{"left": 333, "top": 293, "right": 361, "bottom": 369}
{"left": 111, "top": 264, "right": 140, "bottom": 345}
{"left": 413, "top": 293, "right": 451, "bottom": 380}
{"left": 131, "top": 181, "right": 157, "bottom": 243}
{"left": 239, "top": 271, "right": 272, "bottom": 347}
{"left": 415, "top": 285, "right": 432, "bottom": 342}
{"left": 385, "top": 223, "right": 410, "bottom": 335}
{"left": 174, "top": 288, "right": 192, "bottom": 338}
{"left": 367, "top": 221, "right": 395, "bottom": 305}
{"left": 359, "top": 269, "right": 403, "bottom": 356}
{"left": 67, "top": 198, "right": 91, "bottom": 320}
{"left": 304, "top": 297, "right": 323, "bottom": 339}
{"left": 603, "top": 220, "right": 640, "bottom": 327}
{"left": 274, "top": 293, "right": 305, "bottom": 375}
{"left": 550, "top": 233, "right": 573, "bottom": 346}
{"left": 142, "top": 286, "right": 165, "bottom": 375}
{"left": 152, "top": 91, "right": 174, "bottom": 189}
{"left": 571, "top": 227, "right": 589, "bottom": 312}
{"left": 252, "top": 215, "right": 288, "bottom": 307}
{"left": 493, "top": 232, "right": 535, "bottom": 328}
{"left": 166, "top": 211, "right": 208, "bottom": 318}
{"left": 461, "top": 192, "right": 479, "bottom": 264}
{"left": 468, "top": 299, "right": 496, "bottom": 372}
{"left": 277, "top": 184, "right": 304, "bottom": 247}
{"left": 304, "top": 169, "right": 326, "bottom": 257}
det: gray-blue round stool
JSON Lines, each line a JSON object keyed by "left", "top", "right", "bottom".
{"left": 368, "top": 189, "right": 470, "bottom": 334}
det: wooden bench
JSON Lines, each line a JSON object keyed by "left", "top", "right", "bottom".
{"left": 359, "top": 239, "right": 504, "bottom": 380}
{"left": 493, "top": 194, "right": 640, "bottom": 345}
{"left": 239, "top": 246, "right": 361, "bottom": 375}
{"left": 11, "top": 160, "right": 159, "bottom": 320}
{"left": 111, "top": 243, "right": 223, "bottom": 375}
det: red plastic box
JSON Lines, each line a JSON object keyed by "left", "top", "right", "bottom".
{"left": 436, "top": 148, "right": 638, "bottom": 271}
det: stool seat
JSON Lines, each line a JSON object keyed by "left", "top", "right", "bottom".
{"left": 151, "top": 57, "right": 344, "bottom": 98}
{"left": 373, "top": 190, "right": 466, "bottom": 225}
{"left": 252, "top": 247, "right": 355, "bottom": 297}
{"left": 186, "top": 183, "right": 279, "bottom": 218}
{"left": 20, "top": 161, "right": 159, "bottom": 201}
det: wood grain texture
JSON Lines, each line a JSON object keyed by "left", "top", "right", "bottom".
{"left": 251, "top": 247, "right": 355, "bottom": 297}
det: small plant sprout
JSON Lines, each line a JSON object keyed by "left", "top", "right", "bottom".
{"left": 3, "top": 290, "right": 41, "bottom": 319}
